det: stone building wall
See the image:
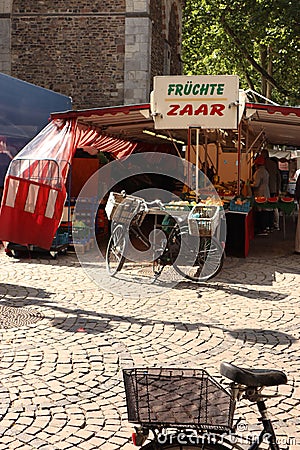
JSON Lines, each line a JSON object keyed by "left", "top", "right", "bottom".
{"left": 0, "top": 0, "right": 184, "bottom": 109}
{"left": 150, "top": 0, "right": 182, "bottom": 84}
{"left": 0, "top": 1, "right": 11, "bottom": 73}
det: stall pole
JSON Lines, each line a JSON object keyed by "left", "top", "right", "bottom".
{"left": 217, "top": 142, "right": 221, "bottom": 181}
{"left": 196, "top": 128, "right": 200, "bottom": 202}
{"left": 216, "top": 131, "right": 220, "bottom": 178}
{"left": 187, "top": 127, "right": 191, "bottom": 188}
{"left": 245, "top": 121, "right": 251, "bottom": 180}
{"left": 237, "top": 121, "right": 242, "bottom": 196}
{"left": 204, "top": 131, "right": 208, "bottom": 187}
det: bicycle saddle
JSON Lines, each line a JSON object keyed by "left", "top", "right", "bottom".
{"left": 220, "top": 362, "right": 287, "bottom": 387}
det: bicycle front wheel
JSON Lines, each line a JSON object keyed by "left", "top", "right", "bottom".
{"left": 106, "top": 224, "right": 126, "bottom": 275}
{"left": 171, "top": 234, "right": 224, "bottom": 282}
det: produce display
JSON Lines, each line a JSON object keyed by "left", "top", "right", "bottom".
{"left": 165, "top": 197, "right": 223, "bottom": 211}
{"left": 281, "top": 197, "right": 294, "bottom": 203}
{"left": 214, "top": 181, "right": 237, "bottom": 197}
{"left": 178, "top": 178, "right": 295, "bottom": 212}
{"left": 255, "top": 196, "right": 267, "bottom": 203}
{"left": 229, "top": 196, "right": 251, "bottom": 212}
{"left": 254, "top": 196, "right": 294, "bottom": 204}
{"left": 232, "top": 198, "right": 249, "bottom": 206}
{"left": 165, "top": 201, "right": 193, "bottom": 210}
{"left": 199, "top": 196, "right": 223, "bottom": 206}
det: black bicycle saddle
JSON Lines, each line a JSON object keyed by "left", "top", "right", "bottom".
{"left": 220, "top": 362, "right": 287, "bottom": 387}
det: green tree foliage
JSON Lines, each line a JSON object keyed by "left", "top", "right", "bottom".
{"left": 182, "top": 0, "right": 300, "bottom": 105}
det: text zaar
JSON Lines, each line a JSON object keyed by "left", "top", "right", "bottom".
{"left": 167, "top": 104, "right": 225, "bottom": 116}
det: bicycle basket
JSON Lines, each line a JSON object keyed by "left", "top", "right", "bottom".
{"left": 188, "top": 205, "right": 220, "bottom": 237}
{"left": 105, "top": 192, "right": 146, "bottom": 226}
{"left": 123, "top": 368, "right": 235, "bottom": 431}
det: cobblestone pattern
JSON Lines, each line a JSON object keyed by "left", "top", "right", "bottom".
{"left": 0, "top": 247, "right": 299, "bottom": 449}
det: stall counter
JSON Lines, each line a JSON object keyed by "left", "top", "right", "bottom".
{"left": 225, "top": 209, "right": 254, "bottom": 258}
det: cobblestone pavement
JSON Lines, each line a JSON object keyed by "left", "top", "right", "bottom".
{"left": 0, "top": 242, "right": 299, "bottom": 450}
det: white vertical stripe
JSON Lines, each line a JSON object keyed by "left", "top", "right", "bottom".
{"left": 45, "top": 189, "right": 58, "bottom": 218}
{"left": 24, "top": 184, "right": 39, "bottom": 213}
{"left": 5, "top": 178, "right": 19, "bottom": 207}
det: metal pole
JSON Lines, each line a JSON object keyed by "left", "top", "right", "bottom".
{"left": 237, "top": 121, "right": 242, "bottom": 196}
{"left": 187, "top": 127, "right": 191, "bottom": 188}
{"left": 204, "top": 131, "right": 208, "bottom": 187}
{"left": 196, "top": 128, "right": 199, "bottom": 202}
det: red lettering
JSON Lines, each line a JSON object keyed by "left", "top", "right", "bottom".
{"left": 179, "top": 104, "right": 193, "bottom": 115}
{"left": 167, "top": 103, "right": 226, "bottom": 117}
{"left": 210, "top": 104, "right": 225, "bottom": 116}
{"left": 194, "top": 104, "right": 208, "bottom": 115}
{"left": 167, "top": 104, "right": 180, "bottom": 116}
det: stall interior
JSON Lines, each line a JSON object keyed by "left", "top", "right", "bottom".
{"left": 58, "top": 103, "right": 299, "bottom": 257}
{"left": 2, "top": 101, "right": 299, "bottom": 258}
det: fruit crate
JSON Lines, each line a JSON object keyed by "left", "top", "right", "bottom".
{"left": 229, "top": 198, "right": 251, "bottom": 212}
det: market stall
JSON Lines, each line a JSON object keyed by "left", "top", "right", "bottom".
{"left": 0, "top": 74, "right": 299, "bottom": 256}
{"left": 0, "top": 117, "right": 139, "bottom": 250}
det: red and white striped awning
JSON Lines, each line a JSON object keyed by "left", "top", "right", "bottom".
{"left": 245, "top": 103, "right": 300, "bottom": 148}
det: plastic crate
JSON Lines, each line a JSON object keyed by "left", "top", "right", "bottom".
{"left": 52, "top": 231, "right": 69, "bottom": 247}
{"left": 123, "top": 368, "right": 235, "bottom": 431}
{"left": 188, "top": 205, "right": 220, "bottom": 237}
{"left": 72, "top": 225, "right": 91, "bottom": 244}
{"left": 229, "top": 199, "right": 251, "bottom": 213}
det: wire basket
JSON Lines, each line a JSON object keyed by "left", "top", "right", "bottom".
{"left": 188, "top": 205, "right": 220, "bottom": 237}
{"left": 105, "top": 192, "right": 147, "bottom": 226}
{"left": 123, "top": 368, "right": 235, "bottom": 431}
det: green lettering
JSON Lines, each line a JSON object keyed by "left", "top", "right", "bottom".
{"left": 199, "top": 84, "right": 209, "bottom": 95}
{"left": 217, "top": 84, "right": 224, "bottom": 95}
{"left": 209, "top": 84, "right": 217, "bottom": 95}
{"left": 183, "top": 81, "right": 193, "bottom": 95}
{"left": 168, "top": 84, "right": 175, "bottom": 95}
{"left": 175, "top": 84, "right": 183, "bottom": 96}
{"left": 192, "top": 84, "right": 200, "bottom": 95}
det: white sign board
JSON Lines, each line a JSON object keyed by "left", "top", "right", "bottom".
{"left": 150, "top": 75, "right": 240, "bottom": 129}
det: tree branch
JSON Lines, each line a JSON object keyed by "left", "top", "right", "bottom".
{"left": 219, "top": 14, "right": 296, "bottom": 100}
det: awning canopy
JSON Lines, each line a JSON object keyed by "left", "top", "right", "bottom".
{"left": 51, "top": 104, "right": 159, "bottom": 143}
{"left": 245, "top": 103, "right": 300, "bottom": 148}
{"left": 51, "top": 102, "right": 300, "bottom": 149}
{"left": 51, "top": 104, "right": 193, "bottom": 146}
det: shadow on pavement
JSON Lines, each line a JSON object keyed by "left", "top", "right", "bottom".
{"left": 0, "top": 282, "right": 296, "bottom": 346}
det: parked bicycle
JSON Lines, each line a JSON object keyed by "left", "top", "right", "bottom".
{"left": 105, "top": 191, "right": 225, "bottom": 282}
{"left": 123, "top": 362, "right": 288, "bottom": 450}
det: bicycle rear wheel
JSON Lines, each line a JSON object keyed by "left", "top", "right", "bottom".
{"left": 106, "top": 224, "right": 126, "bottom": 275}
{"left": 170, "top": 232, "right": 224, "bottom": 282}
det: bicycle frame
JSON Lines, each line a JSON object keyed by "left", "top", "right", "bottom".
{"left": 231, "top": 384, "right": 281, "bottom": 450}
{"left": 247, "top": 400, "right": 280, "bottom": 450}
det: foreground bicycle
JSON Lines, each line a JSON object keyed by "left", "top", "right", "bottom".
{"left": 105, "top": 191, "right": 225, "bottom": 282}
{"left": 123, "top": 362, "right": 288, "bottom": 450}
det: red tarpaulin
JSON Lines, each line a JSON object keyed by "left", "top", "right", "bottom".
{"left": 0, "top": 118, "right": 137, "bottom": 249}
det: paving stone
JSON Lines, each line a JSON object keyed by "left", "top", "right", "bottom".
{"left": 0, "top": 247, "right": 299, "bottom": 448}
